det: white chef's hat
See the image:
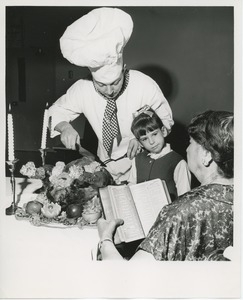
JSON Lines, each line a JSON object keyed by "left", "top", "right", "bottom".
{"left": 60, "top": 7, "right": 133, "bottom": 84}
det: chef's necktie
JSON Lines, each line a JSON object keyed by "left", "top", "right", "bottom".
{"left": 102, "top": 99, "right": 121, "bottom": 156}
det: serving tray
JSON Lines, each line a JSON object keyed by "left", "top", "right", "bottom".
{"left": 15, "top": 207, "right": 98, "bottom": 229}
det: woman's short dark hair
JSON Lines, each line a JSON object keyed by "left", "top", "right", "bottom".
{"left": 188, "top": 110, "right": 234, "bottom": 178}
{"left": 131, "top": 108, "right": 163, "bottom": 140}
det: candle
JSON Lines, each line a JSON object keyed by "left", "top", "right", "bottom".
{"left": 7, "top": 105, "right": 15, "bottom": 161}
{"left": 41, "top": 103, "right": 49, "bottom": 149}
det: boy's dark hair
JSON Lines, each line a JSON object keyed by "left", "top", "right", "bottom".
{"left": 131, "top": 108, "right": 163, "bottom": 140}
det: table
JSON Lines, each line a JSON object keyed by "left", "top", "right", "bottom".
{"left": 1, "top": 178, "right": 240, "bottom": 299}
{"left": 0, "top": 177, "right": 102, "bottom": 298}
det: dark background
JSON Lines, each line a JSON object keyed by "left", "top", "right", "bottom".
{"left": 5, "top": 6, "right": 234, "bottom": 179}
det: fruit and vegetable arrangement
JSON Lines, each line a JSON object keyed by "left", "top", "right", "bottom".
{"left": 15, "top": 157, "right": 114, "bottom": 228}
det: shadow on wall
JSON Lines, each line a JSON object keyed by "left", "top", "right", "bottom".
{"left": 136, "top": 64, "right": 177, "bottom": 102}
{"left": 167, "top": 121, "right": 200, "bottom": 189}
{"left": 133, "top": 65, "right": 200, "bottom": 189}
{"left": 136, "top": 65, "right": 186, "bottom": 154}
{"left": 167, "top": 120, "right": 189, "bottom": 158}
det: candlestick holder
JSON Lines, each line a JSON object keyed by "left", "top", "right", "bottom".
{"left": 6, "top": 158, "right": 19, "bottom": 215}
{"left": 39, "top": 148, "right": 47, "bottom": 166}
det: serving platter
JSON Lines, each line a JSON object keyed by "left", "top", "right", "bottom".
{"left": 15, "top": 205, "right": 100, "bottom": 229}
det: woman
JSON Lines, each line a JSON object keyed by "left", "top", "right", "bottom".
{"left": 97, "top": 110, "right": 234, "bottom": 260}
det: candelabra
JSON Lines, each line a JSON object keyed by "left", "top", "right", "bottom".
{"left": 6, "top": 158, "right": 19, "bottom": 215}
{"left": 39, "top": 148, "right": 56, "bottom": 166}
{"left": 39, "top": 148, "right": 47, "bottom": 166}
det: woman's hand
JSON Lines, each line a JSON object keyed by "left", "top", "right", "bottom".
{"left": 97, "top": 218, "right": 125, "bottom": 260}
{"left": 97, "top": 218, "right": 124, "bottom": 241}
{"left": 97, "top": 218, "right": 154, "bottom": 260}
{"left": 127, "top": 138, "right": 140, "bottom": 160}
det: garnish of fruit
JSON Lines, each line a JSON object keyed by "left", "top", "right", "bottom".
{"left": 25, "top": 200, "right": 43, "bottom": 215}
{"left": 66, "top": 204, "right": 83, "bottom": 219}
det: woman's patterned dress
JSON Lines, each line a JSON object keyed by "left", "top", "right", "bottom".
{"left": 138, "top": 184, "right": 233, "bottom": 261}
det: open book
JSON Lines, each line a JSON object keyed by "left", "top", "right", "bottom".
{"left": 99, "top": 179, "right": 171, "bottom": 244}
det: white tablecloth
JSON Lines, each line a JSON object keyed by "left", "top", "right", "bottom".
{"left": 0, "top": 178, "right": 240, "bottom": 299}
{"left": 0, "top": 177, "right": 101, "bottom": 298}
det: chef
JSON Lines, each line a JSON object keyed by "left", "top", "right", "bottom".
{"left": 48, "top": 7, "right": 174, "bottom": 183}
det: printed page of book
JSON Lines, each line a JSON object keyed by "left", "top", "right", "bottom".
{"left": 99, "top": 187, "right": 124, "bottom": 244}
{"left": 108, "top": 185, "right": 145, "bottom": 243}
{"left": 99, "top": 187, "right": 116, "bottom": 220}
{"left": 129, "top": 179, "right": 170, "bottom": 235}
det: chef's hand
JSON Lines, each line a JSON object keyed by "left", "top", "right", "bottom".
{"left": 127, "top": 138, "right": 141, "bottom": 160}
{"left": 55, "top": 121, "right": 80, "bottom": 150}
{"left": 97, "top": 218, "right": 124, "bottom": 241}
